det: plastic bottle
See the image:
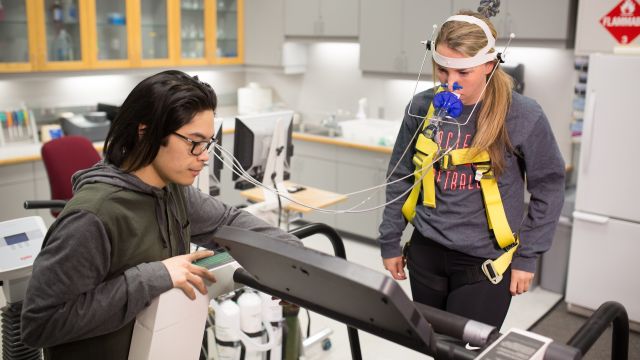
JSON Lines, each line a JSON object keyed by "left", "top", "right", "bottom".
{"left": 356, "top": 97, "right": 368, "bottom": 119}
{"left": 213, "top": 299, "right": 242, "bottom": 360}
{"left": 237, "top": 291, "right": 264, "bottom": 360}
{"left": 260, "top": 292, "right": 283, "bottom": 360}
{"left": 51, "top": 0, "right": 63, "bottom": 23}
{"left": 63, "top": 0, "right": 77, "bottom": 23}
{"left": 53, "top": 29, "right": 73, "bottom": 61}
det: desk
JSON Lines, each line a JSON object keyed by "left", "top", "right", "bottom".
{"left": 239, "top": 181, "right": 346, "bottom": 214}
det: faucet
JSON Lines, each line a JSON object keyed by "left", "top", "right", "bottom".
{"left": 320, "top": 113, "right": 342, "bottom": 136}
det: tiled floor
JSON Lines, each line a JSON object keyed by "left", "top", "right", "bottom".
{"left": 297, "top": 233, "right": 562, "bottom": 360}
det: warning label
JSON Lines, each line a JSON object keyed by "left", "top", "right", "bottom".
{"left": 600, "top": 0, "right": 640, "bottom": 44}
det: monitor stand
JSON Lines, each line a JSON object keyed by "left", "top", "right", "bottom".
{"left": 243, "top": 117, "right": 291, "bottom": 226}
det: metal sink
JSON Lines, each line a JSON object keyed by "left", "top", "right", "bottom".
{"left": 295, "top": 123, "right": 340, "bottom": 137}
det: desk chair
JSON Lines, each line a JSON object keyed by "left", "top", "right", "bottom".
{"left": 24, "top": 135, "right": 102, "bottom": 217}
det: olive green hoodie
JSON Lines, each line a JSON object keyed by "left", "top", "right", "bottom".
{"left": 21, "top": 161, "right": 300, "bottom": 359}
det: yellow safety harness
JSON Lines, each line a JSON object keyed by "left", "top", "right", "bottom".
{"left": 401, "top": 94, "right": 518, "bottom": 284}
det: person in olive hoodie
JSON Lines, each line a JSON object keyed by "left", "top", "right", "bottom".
{"left": 21, "top": 70, "right": 301, "bottom": 359}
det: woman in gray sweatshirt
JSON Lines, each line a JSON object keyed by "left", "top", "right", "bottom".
{"left": 378, "top": 11, "right": 565, "bottom": 329}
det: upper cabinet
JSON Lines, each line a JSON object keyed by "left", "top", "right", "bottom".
{"left": 360, "top": 0, "right": 451, "bottom": 75}
{"left": 35, "top": 0, "right": 90, "bottom": 71}
{"left": 87, "top": 0, "right": 134, "bottom": 68}
{"left": 0, "top": 0, "right": 38, "bottom": 72}
{"left": 214, "top": 0, "right": 243, "bottom": 64}
{"left": 452, "top": 0, "right": 572, "bottom": 42}
{"left": 138, "top": 0, "right": 175, "bottom": 67}
{"left": 284, "top": 0, "right": 358, "bottom": 38}
{"left": 0, "top": 0, "right": 243, "bottom": 72}
{"left": 244, "top": 0, "right": 306, "bottom": 73}
{"left": 360, "top": 0, "right": 574, "bottom": 75}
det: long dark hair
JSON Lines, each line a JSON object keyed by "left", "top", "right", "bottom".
{"left": 104, "top": 70, "right": 217, "bottom": 172}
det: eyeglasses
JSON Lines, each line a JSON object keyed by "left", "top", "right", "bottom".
{"left": 172, "top": 132, "right": 216, "bottom": 156}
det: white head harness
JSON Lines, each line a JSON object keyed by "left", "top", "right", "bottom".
{"left": 432, "top": 15, "right": 498, "bottom": 69}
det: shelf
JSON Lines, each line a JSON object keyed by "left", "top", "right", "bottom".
{"left": 141, "top": 23, "right": 168, "bottom": 28}
{"left": 96, "top": 22, "right": 127, "bottom": 27}
{"left": 0, "top": 20, "right": 29, "bottom": 25}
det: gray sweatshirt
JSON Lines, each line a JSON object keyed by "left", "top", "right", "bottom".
{"left": 21, "top": 161, "right": 300, "bottom": 348}
{"left": 378, "top": 90, "right": 565, "bottom": 273}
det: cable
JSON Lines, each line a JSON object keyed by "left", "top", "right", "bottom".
{"left": 213, "top": 26, "right": 516, "bottom": 215}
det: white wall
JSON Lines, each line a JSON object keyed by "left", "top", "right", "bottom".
{"left": 0, "top": 43, "right": 574, "bottom": 161}
{"left": 0, "top": 68, "right": 245, "bottom": 110}
{"left": 246, "top": 42, "right": 575, "bottom": 161}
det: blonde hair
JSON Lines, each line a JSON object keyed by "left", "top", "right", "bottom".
{"left": 433, "top": 10, "right": 514, "bottom": 175}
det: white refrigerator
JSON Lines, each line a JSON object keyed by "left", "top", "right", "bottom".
{"left": 565, "top": 53, "right": 640, "bottom": 324}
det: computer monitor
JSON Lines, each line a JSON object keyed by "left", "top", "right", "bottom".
{"left": 232, "top": 111, "right": 294, "bottom": 190}
{"left": 502, "top": 63, "right": 525, "bottom": 94}
{"left": 194, "top": 118, "right": 223, "bottom": 196}
{"left": 212, "top": 226, "right": 435, "bottom": 354}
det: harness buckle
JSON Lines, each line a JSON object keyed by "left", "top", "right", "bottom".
{"left": 473, "top": 164, "right": 494, "bottom": 180}
{"left": 439, "top": 153, "right": 456, "bottom": 171}
{"left": 481, "top": 259, "right": 503, "bottom": 284}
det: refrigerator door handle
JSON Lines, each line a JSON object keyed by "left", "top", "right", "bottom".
{"left": 572, "top": 211, "right": 609, "bottom": 224}
{"left": 581, "top": 91, "right": 597, "bottom": 174}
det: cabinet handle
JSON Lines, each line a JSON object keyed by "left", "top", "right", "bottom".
{"left": 581, "top": 91, "right": 597, "bottom": 174}
{"left": 572, "top": 211, "right": 609, "bottom": 224}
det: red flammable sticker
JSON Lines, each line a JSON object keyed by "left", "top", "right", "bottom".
{"left": 600, "top": 0, "right": 640, "bottom": 44}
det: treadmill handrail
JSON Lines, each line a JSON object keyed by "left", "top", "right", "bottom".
{"left": 567, "top": 301, "right": 629, "bottom": 360}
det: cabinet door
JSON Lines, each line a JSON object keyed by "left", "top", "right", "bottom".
{"left": 244, "top": 0, "right": 283, "bottom": 67}
{"left": 319, "top": 0, "right": 358, "bottom": 37}
{"left": 359, "top": 0, "right": 403, "bottom": 73}
{"left": 284, "top": 0, "right": 319, "bottom": 36}
{"left": 214, "top": 0, "right": 243, "bottom": 64}
{"left": 505, "top": 0, "right": 569, "bottom": 41}
{"left": 285, "top": 0, "right": 357, "bottom": 37}
{"left": 87, "top": 0, "right": 133, "bottom": 68}
{"left": 290, "top": 155, "right": 337, "bottom": 227}
{"left": 404, "top": 0, "right": 450, "bottom": 76}
{"left": 178, "top": 0, "right": 206, "bottom": 64}
{"left": 36, "top": 0, "right": 89, "bottom": 70}
{"left": 0, "top": 0, "right": 38, "bottom": 72}
{"left": 566, "top": 215, "right": 640, "bottom": 323}
{"left": 136, "top": 0, "right": 176, "bottom": 67}
{"left": 335, "top": 162, "right": 383, "bottom": 239}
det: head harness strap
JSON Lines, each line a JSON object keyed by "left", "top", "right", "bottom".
{"left": 432, "top": 15, "right": 498, "bottom": 69}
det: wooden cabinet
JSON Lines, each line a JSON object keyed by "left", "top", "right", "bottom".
{"left": 0, "top": 0, "right": 243, "bottom": 72}
{"left": 87, "top": 0, "right": 135, "bottom": 68}
{"left": 360, "top": 0, "right": 450, "bottom": 75}
{"left": 284, "top": 0, "right": 358, "bottom": 38}
{"left": 0, "top": 0, "right": 39, "bottom": 73}
{"left": 34, "top": 0, "right": 90, "bottom": 71}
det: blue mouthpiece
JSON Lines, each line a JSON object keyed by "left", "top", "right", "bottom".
{"left": 433, "top": 91, "right": 463, "bottom": 118}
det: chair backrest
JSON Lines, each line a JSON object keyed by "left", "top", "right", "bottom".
{"left": 41, "top": 136, "right": 102, "bottom": 204}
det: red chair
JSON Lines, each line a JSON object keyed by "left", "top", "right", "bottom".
{"left": 24, "top": 136, "right": 102, "bottom": 217}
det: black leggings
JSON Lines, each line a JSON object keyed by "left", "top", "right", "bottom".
{"left": 406, "top": 231, "right": 512, "bottom": 329}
